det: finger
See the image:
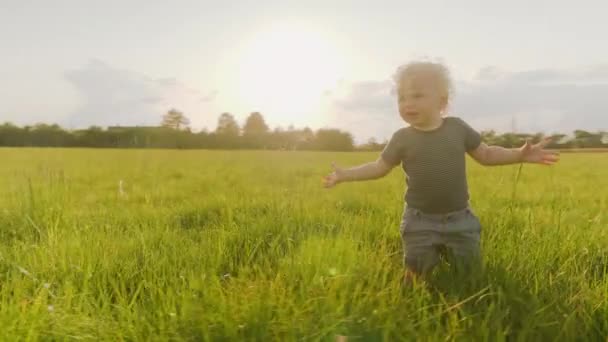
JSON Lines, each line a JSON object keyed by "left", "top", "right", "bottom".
{"left": 544, "top": 149, "right": 560, "bottom": 155}
{"left": 324, "top": 181, "right": 335, "bottom": 188}
{"left": 542, "top": 154, "right": 559, "bottom": 163}
{"left": 533, "top": 158, "right": 552, "bottom": 165}
{"left": 543, "top": 155, "right": 560, "bottom": 163}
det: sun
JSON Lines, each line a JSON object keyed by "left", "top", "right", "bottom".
{"left": 236, "top": 23, "right": 345, "bottom": 127}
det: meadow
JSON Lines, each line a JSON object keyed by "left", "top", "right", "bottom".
{"left": 0, "top": 148, "right": 606, "bottom": 341}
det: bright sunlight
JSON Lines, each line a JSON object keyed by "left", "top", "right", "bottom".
{"left": 236, "top": 23, "right": 346, "bottom": 127}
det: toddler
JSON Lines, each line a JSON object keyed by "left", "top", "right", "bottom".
{"left": 323, "top": 61, "right": 559, "bottom": 282}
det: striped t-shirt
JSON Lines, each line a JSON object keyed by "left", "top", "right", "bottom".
{"left": 381, "top": 117, "right": 482, "bottom": 214}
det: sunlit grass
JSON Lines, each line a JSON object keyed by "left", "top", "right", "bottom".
{"left": 0, "top": 148, "right": 606, "bottom": 340}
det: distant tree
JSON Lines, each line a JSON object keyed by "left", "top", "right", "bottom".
{"left": 242, "top": 112, "right": 269, "bottom": 136}
{"left": 574, "top": 130, "right": 593, "bottom": 140}
{"left": 0, "top": 122, "right": 25, "bottom": 146}
{"left": 497, "top": 133, "right": 523, "bottom": 148}
{"left": 573, "top": 130, "right": 595, "bottom": 148}
{"left": 28, "top": 123, "right": 72, "bottom": 147}
{"left": 213, "top": 113, "right": 240, "bottom": 149}
{"left": 294, "top": 127, "right": 315, "bottom": 150}
{"left": 313, "top": 129, "right": 354, "bottom": 151}
{"left": 242, "top": 112, "right": 270, "bottom": 149}
{"left": 547, "top": 133, "right": 570, "bottom": 148}
{"left": 216, "top": 113, "right": 240, "bottom": 136}
{"left": 161, "top": 108, "right": 190, "bottom": 130}
{"left": 480, "top": 130, "right": 498, "bottom": 145}
{"left": 358, "top": 137, "right": 384, "bottom": 151}
{"left": 302, "top": 127, "right": 314, "bottom": 139}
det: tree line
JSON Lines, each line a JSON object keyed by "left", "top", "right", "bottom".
{"left": 0, "top": 110, "right": 355, "bottom": 151}
{"left": 1, "top": 109, "right": 607, "bottom": 151}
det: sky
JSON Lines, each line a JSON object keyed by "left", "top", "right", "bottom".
{"left": 2, "top": 0, "right": 607, "bottom": 143}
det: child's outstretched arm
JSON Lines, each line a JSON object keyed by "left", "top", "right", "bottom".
{"left": 469, "top": 137, "right": 560, "bottom": 166}
{"left": 323, "top": 157, "right": 395, "bottom": 188}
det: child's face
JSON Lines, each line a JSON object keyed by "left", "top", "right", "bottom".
{"left": 397, "top": 73, "right": 447, "bottom": 128}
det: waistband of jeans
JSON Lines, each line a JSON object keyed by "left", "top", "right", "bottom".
{"left": 405, "top": 206, "right": 472, "bottom": 219}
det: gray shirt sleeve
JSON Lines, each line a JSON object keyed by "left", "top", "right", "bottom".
{"left": 381, "top": 129, "right": 405, "bottom": 166}
{"left": 456, "top": 118, "right": 482, "bottom": 151}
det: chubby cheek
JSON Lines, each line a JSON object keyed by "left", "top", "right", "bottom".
{"left": 398, "top": 102, "right": 408, "bottom": 115}
{"left": 397, "top": 106, "right": 409, "bottom": 121}
{"left": 398, "top": 111, "right": 415, "bottom": 124}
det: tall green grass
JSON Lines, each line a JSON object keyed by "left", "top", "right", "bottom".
{"left": 0, "top": 148, "right": 606, "bottom": 340}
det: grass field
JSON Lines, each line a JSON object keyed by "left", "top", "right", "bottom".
{"left": 0, "top": 148, "right": 606, "bottom": 341}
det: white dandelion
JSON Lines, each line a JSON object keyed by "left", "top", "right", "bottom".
{"left": 118, "top": 180, "right": 126, "bottom": 197}
{"left": 18, "top": 267, "right": 32, "bottom": 277}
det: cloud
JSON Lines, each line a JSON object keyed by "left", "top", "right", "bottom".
{"left": 325, "top": 65, "right": 608, "bottom": 142}
{"left": 200, "top": 90, "right": 219, "bottom": 103}
{"left": 323, "top": 80, "right": 401, "bottom": 143}
{"left": 474, "top": 65, "right": 608, "bottom": 84}
{"left": 64, "top": 60, "right": 215, "bottom": 128}
{"left": 453, "top": 66, "right": 608, "bottom": 132}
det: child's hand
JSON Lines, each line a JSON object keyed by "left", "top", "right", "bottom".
{"left": 520, "top": 137, "right": 560, "bottom": 165}
{"left": 323, "top": 162, "right": 346, "bottom": 188}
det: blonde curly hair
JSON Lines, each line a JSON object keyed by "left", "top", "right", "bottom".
{"left": 393, "top": 60, "right": 454, "bottom": 112}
